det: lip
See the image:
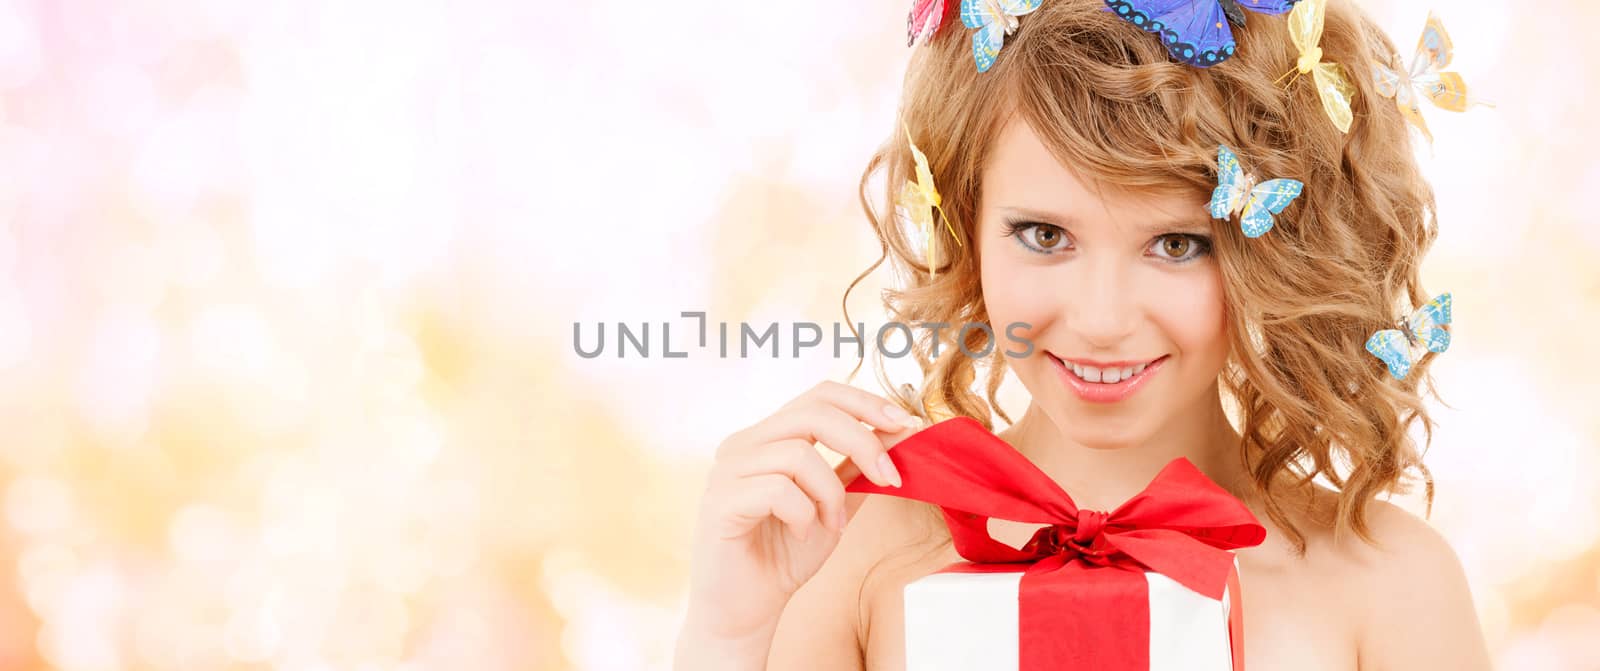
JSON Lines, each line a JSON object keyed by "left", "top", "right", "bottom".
{"left": 1048, "top": 353, "right": 1168, "bottom": 404}
{"left": 1055, "top": 356, "right": 1158, "bottom": 369}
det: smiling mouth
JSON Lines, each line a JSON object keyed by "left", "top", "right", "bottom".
{"left": 1048, "top": 354, "right": 1169, "bottom": 384}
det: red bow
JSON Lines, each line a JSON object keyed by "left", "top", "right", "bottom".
{"left": 845, "top": 416, "right": 1266, "bottom": 670}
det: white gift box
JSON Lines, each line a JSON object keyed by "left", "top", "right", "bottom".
{"left": 903, "top": 561, "right": 1244, "bottom": 671}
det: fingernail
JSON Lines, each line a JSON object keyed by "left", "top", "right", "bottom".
{"left": 877, "top": 453, "right": 903, "bottom": 488}
{"left": 882, "top": 404, "right": 914, "bottom": 428}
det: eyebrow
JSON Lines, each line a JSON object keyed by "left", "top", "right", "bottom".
{"left": 996, "top": 206, "right": 1212, "bottom": 235}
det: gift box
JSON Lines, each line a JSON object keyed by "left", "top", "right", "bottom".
{"left": 845, "top": 416, "right": 1264, "bottom": 671}
{"left": 903, "top": 559, "right": 1245, "bottom": 671}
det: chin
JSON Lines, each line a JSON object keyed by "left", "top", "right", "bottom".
{"left": 1034, "top": 397, "right": 1154, "bottom": 450}
{"left": 1061, "top": 419, "right": 1150, "bottom": 451}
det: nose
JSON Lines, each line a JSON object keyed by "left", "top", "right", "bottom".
{"left": 1065, "top": 256, "right": 1138, "bottom": 348}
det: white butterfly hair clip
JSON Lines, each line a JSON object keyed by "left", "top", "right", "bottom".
{"left": 896, "top": 383, "right": 931, "bottom": 423}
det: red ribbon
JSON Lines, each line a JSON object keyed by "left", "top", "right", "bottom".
{"left": 845, "top": 416, "right": 1266, "bottom": 670}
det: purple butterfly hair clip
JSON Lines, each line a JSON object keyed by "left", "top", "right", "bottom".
{"left": 1104, "top": 0, "right": 1301, "bottom": 67}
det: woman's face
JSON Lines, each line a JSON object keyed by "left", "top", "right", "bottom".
{"left": 977, "top": 120, "right": 1230, "bottom": 448}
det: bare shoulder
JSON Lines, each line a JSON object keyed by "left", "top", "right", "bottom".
{"left": 1339, "top": 498, "right": 1492, "bottom": 670}
{"left": 766, "top": 489, "right": 946, "bottom": 670}
{"left": 1234, "top": 483, "right": 1492, "bottom": 670}
{"left": 1292, "top": 496, "right": 1491, "bottom": 669}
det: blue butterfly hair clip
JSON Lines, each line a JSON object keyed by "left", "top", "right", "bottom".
{"left": 960, "top": 0, "right": 1044, "bottom": 72}
{"left": 1366, "top": 292, "right": 1452, "bottom": 380}
{"left": 1105, "top": 0, "right": 1300, "bottom": 67}
{"left": 1207, "top": 145, "right": 1303, "bottom": 238}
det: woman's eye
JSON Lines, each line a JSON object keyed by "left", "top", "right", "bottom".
{"left": 1149, "top": 234, "right": 1212, "bottom": 263}
{"left": 1006, "top": 222, "right": 1070, "bottom": 254}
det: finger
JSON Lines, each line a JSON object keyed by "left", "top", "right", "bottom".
{"left": 747, "top": 402, "right": 901, "bottom": 488}
{"left": 831, "top": 421, "right": 924, "bottom": 491}
{"left": 789, "top": 380, "right": 917, "bottom": 434}
{"left": 714, "top": 382, "right": 915, "bottom": 462}
{"left": 719, "top": 473, "right": 823, "bottom": 543}
{"left": 726, "top": 439, "right": 848, "bottom": 532}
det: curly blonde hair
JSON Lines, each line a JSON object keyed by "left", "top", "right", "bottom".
{"left": 842, "top": 0, "right": 1440, "bottom": 553}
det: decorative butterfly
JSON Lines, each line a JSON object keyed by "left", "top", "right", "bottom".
{"left": 959, "top": 0, "right": 1043, "bottom": 73}
{"left": 1104, "top": 0, "right": 1299, "bottom": 67}
{"left": 1286, "top": 0, "right": 1355, "bottom": 133}
{"left": 908, "top": 0, "right": 948, "bottom": 46}
{"left": 1207, "top": 145, "right": 1304, "bottom": 238}
{"left": 1372, "top": 12, "right": 1476, "bottom": 144}
{"left": 1365, "top": 292, "right": 1452, "bottom": 380}
{"left": 899, "top": 125, "right": 964, "bottom": 279}
{"left": 896, "top": 383, "right": 930, "bottom": 422}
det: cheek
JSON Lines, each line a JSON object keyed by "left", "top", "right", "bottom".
{"left": 979, "top": 246, "right": 1049, "bottom": 327}
{"left": 1153, "top": 268, "right": 1229, "bottom": 362}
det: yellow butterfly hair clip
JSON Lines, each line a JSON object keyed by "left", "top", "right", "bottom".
{"left": 899, "top": 124, "right": 964, "bottom": 280}
{"left": 1284, "top": 0, "right": 1356, "bottom": 133}
{"left": 1373, "top": 12, "right": 1485, "bottom": 144}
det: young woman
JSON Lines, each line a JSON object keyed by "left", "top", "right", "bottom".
{"left": 676, "top": 1, "right": 1492, "bottom": 668}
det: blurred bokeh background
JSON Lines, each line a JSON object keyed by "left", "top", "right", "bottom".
{"left": 0, "top": 0, "right": 1594, "bottom": 669}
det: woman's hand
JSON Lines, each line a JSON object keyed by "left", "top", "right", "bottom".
{"left": 676, "top": 381, "right": 921, "bottom": 668}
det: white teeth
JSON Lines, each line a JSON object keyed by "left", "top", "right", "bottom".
{"left": 1059, "top": 356, "right": 1154, "bottom": 384}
